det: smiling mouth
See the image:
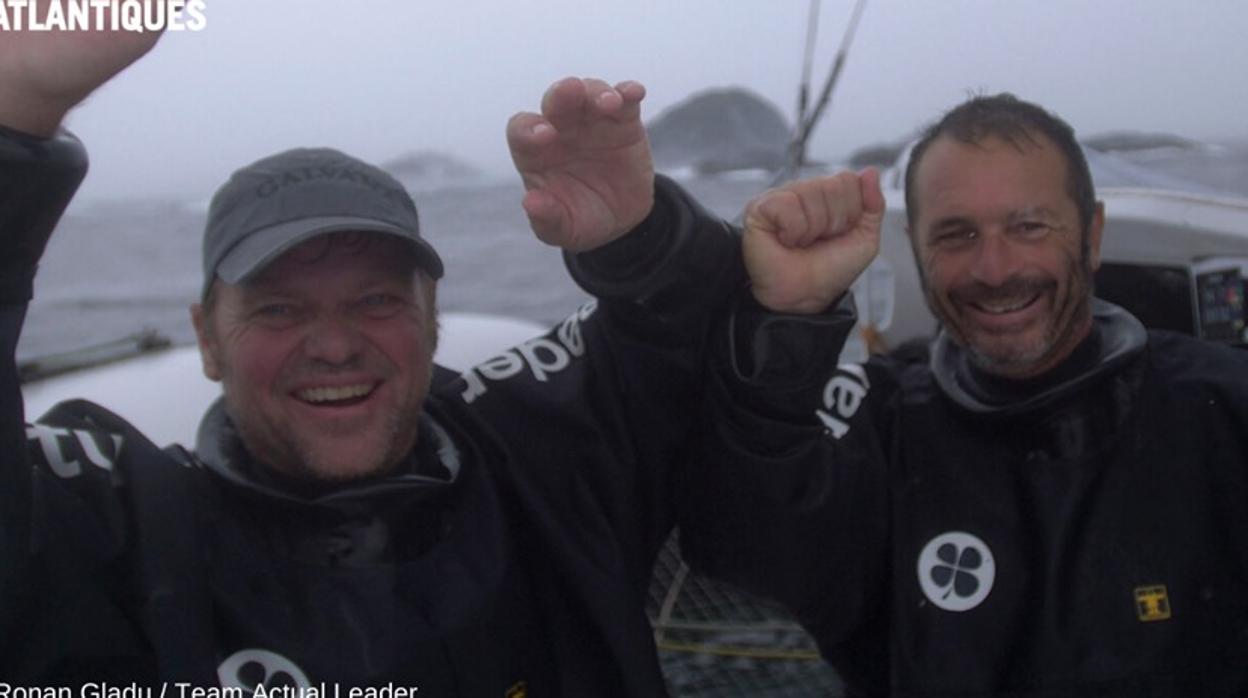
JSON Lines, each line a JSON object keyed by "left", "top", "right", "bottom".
{"left": 969, "top": 292, "right": 1041, "bottom": 315}
{"left": 295, "top": 383, "right": 377, "bottom": 407}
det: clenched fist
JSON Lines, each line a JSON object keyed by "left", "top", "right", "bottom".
{"left": 743, "top": 169, "right": 885, "bottom": 314}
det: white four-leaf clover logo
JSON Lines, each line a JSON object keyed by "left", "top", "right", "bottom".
{"left": 917, "top": 531, "right": 995, "bottom": 612}
{"left": 218, "top": 649, "right": 311, "bottom": 693}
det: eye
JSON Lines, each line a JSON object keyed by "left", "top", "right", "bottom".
{"left": 362, "top": 293, "right": 395, "bottom": 306}
{"left": 255, "top": 303, "right": 296, "bottom": 318}
{"left": 1012, "top": 221, "right": 1052, "bottom": 239}
{"left": 249, "top": 302, "right": 303, "bottom": 328}
{"left": 931, "top": 227, "right": 977, "bottom": 249}
{"left": 357, "top": 292, "right": 404, "bottom": 318}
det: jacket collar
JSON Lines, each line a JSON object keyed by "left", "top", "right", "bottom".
{"left": 929, "top": 298, "right": 1147, "bottom": 416}
{"left": 194, "top": 397, "right": 461, "bottom": 509}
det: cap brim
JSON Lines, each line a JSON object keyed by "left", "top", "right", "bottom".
{"left": 216, "top": 216, "right": 444, "bottom": 284}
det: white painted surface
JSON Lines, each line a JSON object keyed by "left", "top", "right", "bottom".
{"left": 21, "top": 312, "right": 545, "bottom": 447}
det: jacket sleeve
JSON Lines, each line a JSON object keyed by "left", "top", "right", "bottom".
{"left": 678, "top": 288, "right": 896, "bottom": 653}
{"left": 0, "top": 125, "right": 89, "bottom": 640}
{"left": 445, "top": 174, "right": 746, "bottom": 575}
{"left": 1, "top": 128, "right": 187, "bottom": 681}
{"left": 437, "top": 175, "right": 748, "bottom": 695}
{"left": 565, "top": 173, "right": 745, "bottom": 331}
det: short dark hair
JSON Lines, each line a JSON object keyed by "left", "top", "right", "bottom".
{"left": 903, "top": 93, "right": 1096, "bottom": 233}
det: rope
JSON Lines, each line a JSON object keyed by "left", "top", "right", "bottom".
{"left": 653, "top": 560, "right": 690, "bottom": 644}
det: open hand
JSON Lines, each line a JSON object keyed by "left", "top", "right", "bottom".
{"left": 506, "top": 77, "right": 654, "bottom": 252}
{"left": 0, "top": 7, "right": 164, "bottom": 135}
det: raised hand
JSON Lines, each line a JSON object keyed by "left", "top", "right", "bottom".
{"left": 0, "top": 7, "right": 164, "bottom": 136}
{"left": 506, "top": 77, "right": 654, "bottom": 252}
{"left": 743, "top": 169, "right": 885, "bottom": 314}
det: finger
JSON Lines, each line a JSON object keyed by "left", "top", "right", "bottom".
{"left": 614, "top": 80, "right": 646, "bottom": 105}
{"left": 742, "top": 190, "right": 779, "bottom": 236}
{"left": 749, "top": 189, "right": 810, "bottom": 248}
{"left": 581, "top": 77, "right": 623, "bottom": 117}
{"left": 816, "top": 172, "right": 864, "bottom": 239}
{"left": 539, "top": 76, "right": 579, "bottom": 115}
{"left": 506, "top": 111, "right": 556, "bottom": 153}
{"left": 785, "top": 173, "right": 858, "bottom": 249}
{"left": 789, "top": 179, "right": 836, "bottom": 247}
{"left": 859, "top": 167, "right": 886, "bottom": 217}
{"left": 777, "top": 175, "right": 854, "bottom": 248}
{"left": 505, "top": 112, "right": 558, "bottom": 171}
{"left": 521, "top": 189, "right": 569, "bottom": 246}
{"left": 540, "top": 76, "right": 589, "bottom": 131}
{"left": 611, "top": 80, "right": 646, "bottom": 124}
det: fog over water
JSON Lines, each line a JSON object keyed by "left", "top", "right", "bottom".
{"left": 62, "top": 0, "right": 1248, "bottom": 205}
{"left": 18, "top": 1, "right": 1248, "bottom": 361}
{"left": 22, "top": 139, "right": 1248, "bottom": 364}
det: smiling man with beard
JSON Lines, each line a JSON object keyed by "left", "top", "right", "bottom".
{"left": 677, "top": 94, "right": 1248, "bottom": 696}
{"left": 905, "top": 96, "right": 1105, "bottom": 381}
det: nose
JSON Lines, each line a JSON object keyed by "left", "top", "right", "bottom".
{"left": 302, "top": 312, "right": 363, "bottom": 367}
{"left": 967, "top": 229, "right": 1020, "bottom": 287}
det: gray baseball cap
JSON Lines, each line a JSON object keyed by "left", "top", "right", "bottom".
{"left": 201, "top": 147, "right": 444, "bottom": 298}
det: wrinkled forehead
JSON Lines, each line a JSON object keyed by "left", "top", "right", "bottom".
{"left": 910, "top": 134, "right": 1075, "bottom": 228}
{"left": 221, "top": 233, "right": 427, "bottom": 302}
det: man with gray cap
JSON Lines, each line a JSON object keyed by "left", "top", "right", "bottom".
{"left": 0, "top": 28, "right": 761, "bottom": 694}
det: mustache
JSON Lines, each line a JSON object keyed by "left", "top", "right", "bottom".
{"left": 949, "top": 276, "right": 1056, "bottom": 305}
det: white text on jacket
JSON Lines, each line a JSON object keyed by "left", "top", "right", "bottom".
{"left": 459, "top": 301, "right": 595, "bottom": 404}
{"left": 816, "top": 364, "right": 870, "bottom": 439}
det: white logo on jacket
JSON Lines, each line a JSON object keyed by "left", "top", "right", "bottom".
{"left": 816, "top": 363, "right": 870, "bottom": 439}
{"left": 917, "top": 531, "right": 996, "bottom": 612}
{"left": 26, "top": 424, "right": 123, "bottom": 479}
{"left": 218, "top": 648, "right": 311, "bottom": 690}
{"left": 458, "top": 301, "right": 594, "bottom": 404}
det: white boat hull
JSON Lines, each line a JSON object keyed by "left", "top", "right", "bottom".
{"left": 21, "top": 311, "right": 545, "bottom": 447}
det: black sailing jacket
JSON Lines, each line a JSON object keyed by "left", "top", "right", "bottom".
{"left": 682, "top": 289, "right": 1248, "bottom": 696}
{"left": 0, "top": 126, "right": 747, "bottom": 694}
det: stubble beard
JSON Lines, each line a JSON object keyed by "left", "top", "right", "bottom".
{"left": 261, "top": 402, "right": 420, "bottom": 483}
{"left": 927, "top": 250, "right": 1095, "bottom": 380}
{"left": 225, "top": 388, "right": 426, "bottom": 484}
{"left": 217, "top": 348, "right": 433, "bottom": 483}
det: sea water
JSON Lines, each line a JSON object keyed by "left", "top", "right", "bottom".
{"left": 19, "top": 176, "right": 770, "bottom": 363}
{"left": 21, "top": 142, "right": 1247, "bottom": 364}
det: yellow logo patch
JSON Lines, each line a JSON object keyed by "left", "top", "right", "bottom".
{"left": 1134, "top": 584, "right": 1172, "bottom": 622}
{"left": 505, "top": 681, "right": 527, "bottom": 698}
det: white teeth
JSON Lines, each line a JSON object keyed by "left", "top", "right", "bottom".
{"left": 297, "top": 384, "right": 373, "bottom": 403}
{"left": 975, "top": 296, "right": 1036, "bottom": 314}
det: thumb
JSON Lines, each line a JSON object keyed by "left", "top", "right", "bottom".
{"left": 521, "top": 189, "right": 571, "bottom": 247}
{"left": 859, "top": 167, "right": 886, "bottom": 219}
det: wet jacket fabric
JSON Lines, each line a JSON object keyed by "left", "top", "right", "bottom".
{"left": 681, "top": 297, "right": 1248, "bottom": 697}
{"left": 1, "top": 127, "right": 747, "bottom": 694}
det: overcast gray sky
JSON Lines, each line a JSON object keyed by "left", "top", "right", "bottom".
{"left": 62, "top": 0, "right": 1248, "bottom": 203}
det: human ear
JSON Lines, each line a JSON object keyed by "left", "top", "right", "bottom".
{"left": 190, "top": 303, "right": 223, "bottom": 382}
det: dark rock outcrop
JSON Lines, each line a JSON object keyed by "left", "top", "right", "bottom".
{"left": 1082, "top": 131, "right": 1200, "bottom": 153}
{"left": 381, "top": 151, "right": 482, "bottom": 191}
{"left": 847, "top": 140, "right": 909, "bottom": 169}
{"left": 647, "top": 88, "right": 791, "bottom": 174}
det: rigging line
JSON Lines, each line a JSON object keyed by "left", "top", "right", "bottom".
{"left": 774, "top": 0, "right": 869, "bottom": 189}
{"left": 794, "top": 0, "right": 822, "bottom": 133}
{"left": 799, "top": 0, "right": 868, "bottom": 143}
